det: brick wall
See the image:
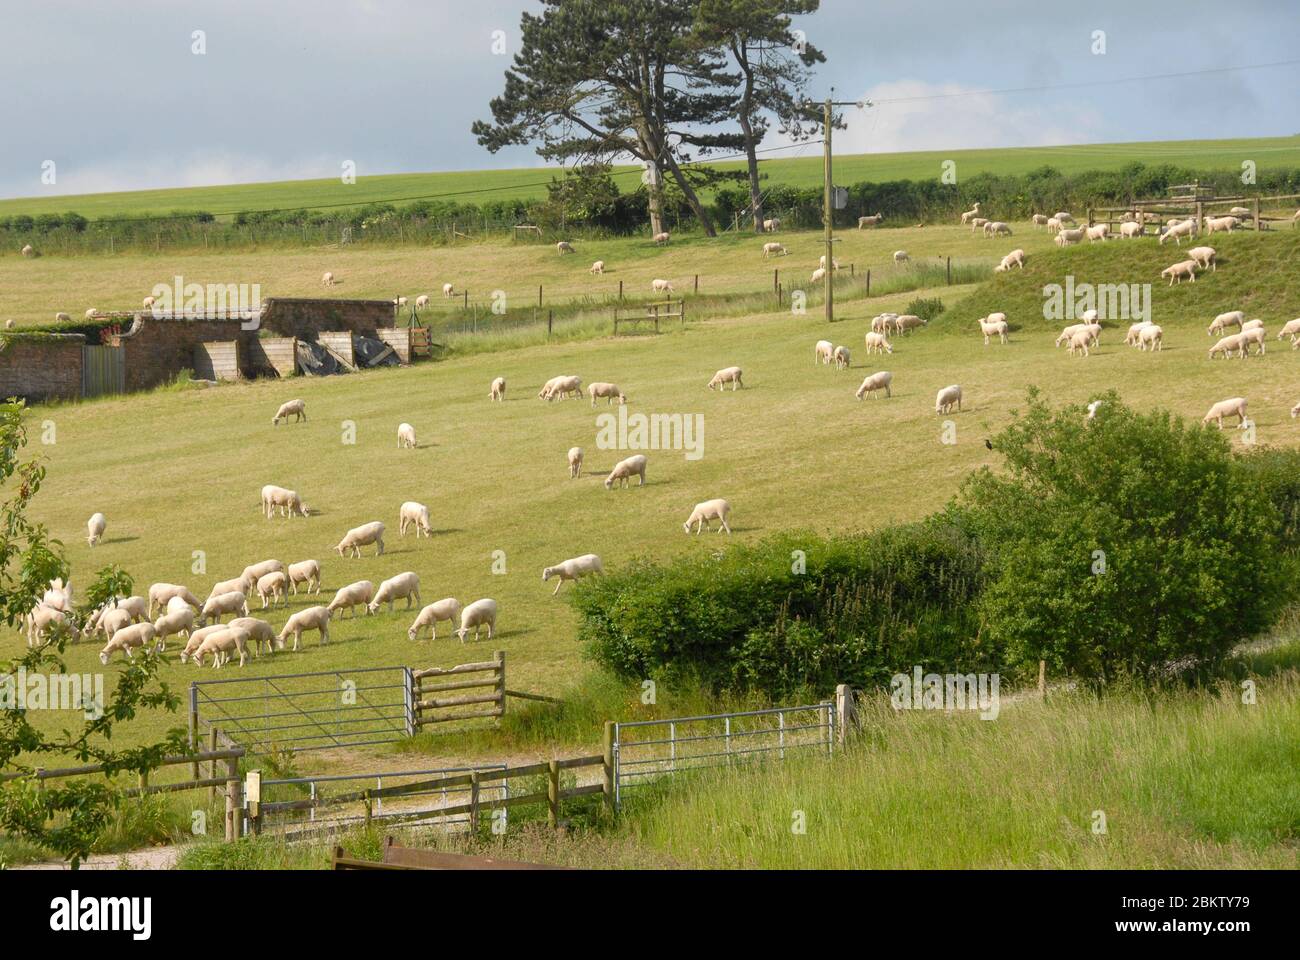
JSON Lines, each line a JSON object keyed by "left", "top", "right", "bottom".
{"left": 108, "top": 316, "right": 245, "bottom": 392}
{"left": 258, "top": 298, "right": 396, "bottom": 340}
{"left": 0, "top": 334, "right": 85, "bottom": 402}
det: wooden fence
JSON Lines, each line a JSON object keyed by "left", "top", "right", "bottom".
{"left": 412, "top": 651, "right": 507, "bottom": 727}
{"left": 1090, "top": 191, "right": 1300, "bottom": 236}
{"left": 613, "top": 299, "right": 686, "bottom": 334}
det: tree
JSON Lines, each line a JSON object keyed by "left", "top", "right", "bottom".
{"left": 692, "top": 0, "right": 826, "bottom": 233}
{"left": 955, "top": 390, "right": 1290, "bottom": 683}
{"left": 473, "top": 0, "right": 743, "bottom": 237}
{"left": 0, "top": 399, "right": 186, "bottom": 867}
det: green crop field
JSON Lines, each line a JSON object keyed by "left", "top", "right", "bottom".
{"left": 1, "top": 135, "right": 1295, "bottom": 221}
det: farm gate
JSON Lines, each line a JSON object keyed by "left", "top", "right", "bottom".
{"left": 81, "top": 344, "right": 125, "bottom": 397}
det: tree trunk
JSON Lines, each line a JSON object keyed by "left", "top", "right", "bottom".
{"left": 735, "top": 52, "right": 763, "bottom": 234}
{"left": 663, "top": 153, "right": 717, "bottom": 237}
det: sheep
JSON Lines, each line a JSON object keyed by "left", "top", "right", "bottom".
{"left": 41, "top": 579, "right": 73, "bottom": 612}
{"left": 1119, "top": 221, "right": 1144, "bottom": 239}
{"left": 814, "top": 340, "right": 834, "bottom": 365}
{"left": 556, "top": 241, "right": 575, "bottom": 254}
{"left": 935, "top": 384, "right": 963, "bottom": 414}
{"left": 762, "top": 218, "right": 781, "bottom": 232}
{"left": 321, "top": 272, "right": 335, "bottom": 287}
{"left": 833, "top": 346, "right": 851, "bottom": 369}
{"left": 1046, "top": 217, "right": 1062, "bottom": 234}
{"left": 26, "top": 604, "right": 80, "bottom": 647}
{"left": 228, "top": 617, "right": 278, "bottom": 656}
{"left": 863, "top": 331, "right": 893, "bottom": 355}
{"left": 21, "top": 244, "right": 35, "bottom": 257}
{"left": 335, "top": 521, "right": 385, "bottom": 558}
{"left": 455, "top": 598, "right": 498, "bottom": 643}
{"left": 708, "top": 366, "right": 744, "bottom": 391}
{"left": 394, "top": 296, "right": 408, "bottom": 309}
{"left": 588, "top": 382, "right": 626, "bottom": 406}
{"left": 893, "top": 315, "right": 927, "bottom": 335}
{"left": 84, "top": 308, "right": 98, "bottom": 320}
{"left": 1161, "top": 260, "right": 1198, "bottom": 286}
{"left": 148, "top": 583, "right": 201, "bottom": 618}
{"left": 857, "top": 213, "right": 884, "bottom": 229}
{"left": 1208, "top": 333, "right": 1247, "bottom": 360}
{"left": 1124, "top": 321, "right": 1154, "bottom": 347}
{"left": 543, "top": 375, "right": 583, "bottom": 401}
{"left": 969, "top": 218, "right": 990, "bottom": 234}
{"left": 978, "top": 315, "right": 1009, "bottom": 345}
{"left": 1292, "top": 400, "right": 1300, "bottom": 419}
{"left": 328, "top": 580, "right": 374, "bottom": 618}
{"left": 605, "top": 454, "right": 648, "bottom": 490}
{"left": 1138, "top": 324, "right": 1164, "bottom": 352}
{"left": 1276, "top": 318, "right": 1300, "bottom": 347}
{"left": 810, "top": 267, "right": 827, "bottom": 284}
{"left": 761, "top": 242, "right": 787, "bottom": 259}
{"left": 871, "top": 312, "right": 899, "bottom": 334}
{"left": 1241, "top": 319, "right": 1265, "bottom": 333}
{"left": 142, "top": 296, "right": 156, "bottom": 309}
{"left": 983, "top": 221, "right": 1012, "bottom": 237}
{"left": 192, "top": 627, "right": 252, "bottom": 669}
{"left": 1086, "top": 400, "right": 1104, "bottom": 422}
{"left": 415, "top": 294, "right": 430, "bottom": 309}
{"left": 1208, "top": 311, "right": 1246, "bottom": 337}
{"left": 240, "top": 559, "right": 284, "bottom": 584}
{"left": 994, "top": 249, "right": 1025, "bottom": 271}
{"left": 256, "top": 571, "right": 289, "bottom": 609}
{"left": 369, "top": 572, "right": 421, "bottom": 614}
{"left": 653, "top": 231, "right": 671, "bottom": 246}
{"left": 1054, "top": 228, "right": 1084, "bottom": 247}
{"left": 1159, "top": 219, "right": 1196, "bottom": 245}
{"left": 855, "top": 371, "right": 892, "bottom": 400}
{"left": 893, "top": 250, "right": 909, "bottom": 264}
{"left": 1054, "top": 212, "right": 1076, "bottom": 225}
{"left": 443, "top": 282, "right": 455, "bottom": 298}
{"left": 287, "top": 560, "right": 321, "bottom": 595}
{"left": 818, "top": 255, "right": 841, "bottom": 272}
{"left": 277, "top": 607, "right": 332, "bottom": 651}
{"left": 1203, "top": 215, "right": 1241, "bottom": 235}
{"left": 1067, "top": 330, "right": 1092, "bottom": 357}
{"left": 397, "top": 422, "right": 417, "bottom": 448}
{"left": 4, "top": 320, "right": 12, "bottom": 329}
{"left": 199, "top": 590, "right": 249, "bottom": 626}
{"left": 959, "top": 202, "right": 982, "bottom": 224}
{"left": 542, "top": 554, "right": 603, "bottom": 595}
{"left": 683, "top": 499, "right": 732, "bottom": 535}
{"left": 272, "top": 399, "right": 306, "bottom": 425}
{"left": 539, "top": 376, "right": 563, "bottom": 399}
{"left": 261, "top": 484, "right": 309, "bottom": 519}
{"left": 490, "top": 376, "right": 506, "bottom": 401}
{"left": 99, "top": 622, "right": 156, "bottom": 664}
{"left": 1241, "top": 326, "right": 1267, "bottom": 356}
{"left": 1186, "top": 246, "right": 1217, "bottom": 272}
{"left": 89, "top": 595, "right": 147, "bottom": 634}
{"left": 96, "top": 608, "right": 134, "bottom": 642}
{"left": 1055, "top": 323, "right": 1090, "bottom": 347}
{"left": 399, "top": 501, "right": 432, "bottom": 538}
{"left": 151, "top": 606, "right": 195, "bottom": 651}
{"left": 568, "top": 446, "right": 584, "bottom": 478}
{"left": 1030, "top": 214, "right": 1050, "bottom": 227}
{"left": 1202, "top": 397, "right": 1248, "bottom": 429}
{"left": 86, "top": 512, "right": 106, "bottom": 547}
{"left": 1228, "top": 206, "right": 1252, "bottom": 220}
{"left": 55, "top": 312, "right": 72, "bottom": 323}
{"left": 408, "top": 598, "right": 462, "bottom": 641}
{"left": 177, "top": 624, "right": 223, "bottom": 663}
{"left": 590, "top": 260, "right": 605, "bottom": 275}
{"left": 1085, "top": 223, "right": 1110, "bottom": 242}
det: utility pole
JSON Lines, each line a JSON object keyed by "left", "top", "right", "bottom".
{"left": 819, "top": 96, "right": 870, "bottom": 324}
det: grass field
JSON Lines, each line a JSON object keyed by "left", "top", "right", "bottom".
{"left": 1, "top": 135, "right": 1295, "bottom": 221}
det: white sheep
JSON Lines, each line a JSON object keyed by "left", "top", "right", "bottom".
{"left": 763, "top": 218, "right": 781, "bottom": 232}
{"left": 240, "top": 559, "right": 284, "bottom": 584}
{"left": 1161, "top": 260, "right": 1197, "bottom": 286}
{"left": 1203, "top": 397, "right": 1248, "bottom": 429}
{"left": 543, "top": 375, "right": 582, "bottom": 401}
{"left": 335, "top": 521, "right": 385, "bottom": 558}
{"left": 994, "top": 249, "right": 1025, "bottom": 272}
{"left": 1085, "top": 223, "right": 1109, "bottom": 242}
{"left": 97, "top": 607, "right": 134, "bottom": 642}
{"left": 272, "top": 399, "right": 306, "bottom": 425}
{"left": 1241, "top": 326, "right": 1267, "bottom": 356}
{"left": 490, "top": 376, "right": 506, "bottom": 401}
{"left": 455, "top": 598, "right": 498, "bottom": 643}
{"left": 415, "top": 294, "right": 430, "bottom": 309}
{"left": 1208, "top": 311, "right": 1246, "bottom": 337}
{"left": 818, "top": 255, "right": 841, "bottom": 271}
{"left": 983, "top": 221, "right": 1012, "bottom": 237}
{"left": 857, "top": 213, "right": 883, "bottom": 229}
{"left": 653, "top": 231, "right": 671, "bottom": 246}
{"left": 893, "top": 250, "right": 909, "bottom": 264}
{"left": 369, "top": 572, "right": 421, "bottom": 614}
{"left": 1054, "top": 228, "right": 1084, "bottom": 247}
{"left": 833, "top": 346, "right": 851, "bottom": 369}
{"left": 1030, "top": 214, "right": 1050, "bottom": 227}
{"left": 26, "top": 604, "right": 80, "bottom": 647}
{"left": 1187, "top": 246, "right": 1216, "bottom": 272}
{"left": 199, "top": 590, "right": 249, "bottom": 626}
{"left": 1067, "top": 330, "right": 1092, "bottom": 357}
{"left": 99, "top": 622, "right": 156, "bottom": 664}
{"left": 328, "top": 580, "right": 374, "bottom": 618}
{"left": 394, "top": 296, "right": 408, "bottom": 309}
{"left": 556, "top": 241, "right": 575, "bottom": 254}
{"left": 192, "top": 626, "right": 252, "bottom": 669}
{"left": 863, "top": 331, "right": 893, "bottom": 355}
{"left": 1276, "top": 318, "right": 1300, "bottom": 347}
{"left": 287, "top": 560, "right": 321, "bottom": 595}
{"left": 683, "top": 499, "right": 731, "bottom": 534}
{"left": 814, "top": 340, "right": 834, "bottom": 365}
{"left": 762, "top": 242, "right": 787, "bottom": 259}
{"left": 542, "top": 554, "right": 603, "bottom": 595}
{"left": 1241, "top": 319, "right": 1265, "bottom": 333}
{"left": 87, "top": 512, "right": 106, "bottom": 547}
{"left": 399, "top": 501, "right": 432, "bottom": 538}
{"left": 590, "top": 260, "right": 605, "bottom": 275}
{"left": 228, "top": 617, "right": 278, "bottom": 656}
{"left": 935, "top": 384, "right": 963, "bottom": 414}
{"left": 443, "top": 282, "right": 455, "bottom": 298}
{"left": 1046, "top": 217, "right": 1062, "bottom": 234}
{"left": 855, "top": 371, "right": 892, "bottom": 400}
{"left": 1124, "top": 321, "right": 1154, "bottom": 347}
{"left": 256, "top": 571, "right": 289, "bottom": 609}
{"left": 84, "top": 308, "right": 97, "bottom": 319}
{"left": 568, "top": 446, "right": 584, "bottom": 478}
{"left": 1203, "top": 215, "right": 1240, "bottom": 235}
{"left": 1054, "top": 212, "right": 1076, "bottom": 224}
{"left": 397, "top": 422, "right": 417, "bottom": 448}
{"left": 1208, "top": 333, "right": 1247, "bottom": 360}
{"left": 142, "top": 296, "right": 156, "bottom": 309}
{"left": 148, "top": 583, "right": 201, "bottom": 618}
{"left": 894, "top": 315, "right": 927, "bottom": 335}
{"left": 278, "top": 606, "right": 331, "bottom": 651}
{"left": 588, "top": 382, "right": 626, "bottom": 406}
{"left": 55, "top": 312, "right": 72, "bottom": 323}
{"left": 605, "top": 454, "right": 648, "bottom": 490}
{"left": 261, "top": 484, "right": 309, "bottom": 519}
{"left": 708, "top": 366, "right": 744, "bottom": 391}
{"left": 321, "top": 272, "right": 335, "bottom": 287}
{"left": 151, "top": 606, "right": 195, "bottom": 651}
{"left": 1086, "top": 400, "right": 1103, "bottom": 422}
{"left": 178, "top": 625, "right": 227, "bottom": 663}
{"left": 871, "top": 313, "right": 899, "bottom": 334}
{"left": 1138, "top": 324, "right": 1164, "bottom": 352}
{"left": 1159, "top": 219, "right": 1196, "bottom": 245}
{"left": 978, "top": 315, "right": 1009, "bottom": 345}
{"left": 959, "top": 202, "right": 981, "bottom": 224}
{"left": 810, "top": 267, "right": 828, "bottom": 284}
{"left": 408, "top": 598, "right": 462, "bottom": 641}
{"left": 21, "top": 244, "right": 35, "bottom": 257}
{"left": 969, "top": 218, "right": 990, "bottom": 234}
{"left": 1119, "top": 221, "right": 1144, "bottom": 239}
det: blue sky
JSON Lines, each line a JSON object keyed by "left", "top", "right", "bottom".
{"left": 1, "top": 0, "right": 1297, "bottom": 199}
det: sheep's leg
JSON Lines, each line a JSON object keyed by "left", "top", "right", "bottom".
{"left": 553, "top": 579, "right": 563, "bottom": 596}
{"left": 721, "top": 516, "right": 732, "bottom": 534}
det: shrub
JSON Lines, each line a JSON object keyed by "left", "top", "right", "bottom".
{"left": 904, "top": 296, "right": 944, "bottom": 321}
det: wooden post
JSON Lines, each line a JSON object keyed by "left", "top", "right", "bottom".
{"left": 850, "top": 262, "right": 855, "bottom": 278}
{"left": 866, "top": 269, "right": 871, "bottom": 296}
{"left": 602, "top": 721, "right": 615, "bottom": 812}
{"left": 495, "top": 649, "right": 506, "bottom": 717}
{"left": 946, "top": 257, "right": 952, "bottom": 285}
{"left": 1253, "top": 197, "right": 1261, "bottom": 232}
{"left": 547, "top": 310, "right": 553, "bottom": 337}
{"left": 224, "top": 754, "right": 241, "bottom": 842}
{"left": 618, "top": 280, "right": 623, "bottom": 300}
{"left": 539, "top": 285, "right": 543, "bottom": 306}
{"left": 363, "top": 791, "right": 372, "bottom": 825}
{"left": 693, "top": 274, "right": 699, "bottom": 293}
{"left": 469, "top": 772, "right": 481, "bottom": 834}
{"left": 1195, "top": 201, "right": 1203, "bottom": 236}
{"left": 188, "top": 684, "right": 199, "bottom": 782}
{"left": 208, "top": 728, "right": 219, "bottom": 802}
{"left": 774, "top": 268, "right": 779, "bottom": 293}
{"left": 463, "top": 290, "right": 469, "bottom": 309}
{"left": 835, "top": 684, "right": 854, "bottom": 745}
{"left": 1087, "top": 207, "right": 1094, "bottom": 227}
{"left": 1038, "top": 659, "right": 1047, "bottom": 698}
{"left": 547, "top": 760, "right": 560, "bottom": 828}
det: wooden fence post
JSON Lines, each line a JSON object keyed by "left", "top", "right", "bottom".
{"left": 773, "top": 267, "right": 779, "bottom": 293}
{"left": 835, "top": 684, "right": 854, "bottom": 745}
{"left": 866, "top": 269, "right": 871, "bottom": 296}
{"left": 538, "top": 285, "right": 543, "bottom": 307}
{"left": 547, "top": 760, "right": 560, "bottom": 828}
{"left": 618, "top": 280, "right": 623, "bottom": 300}
{"left": 188, "top": 684, "right": 199, "bottom": 781}
{"left": 946, "top": 257, "right": 952, "bottom": 285}
{"left": 208, "top": 728, "right": 219, "bottom": 802}
{"left": 1253, "top": 197, "right": 1261, "bottom": 232}
{"left": 224, "top": 754, "right": 241, "bottom": 842}
{"left": 602, "top": 721, "right": 615, "bottom": 812}
{"left": 469, "top": 771, "right": 481, "bottom": 834}
{"left": 547, "top": 311, "right": 553, "bottom": 338}
{"left": 694, "top": 274, "right": 699, "bottom": 293}
{"left": 1038, "top": 659, "right": 1047, "bottom": 698}
{"left": 495, "top": 649, "right": 506, "bottom": 717}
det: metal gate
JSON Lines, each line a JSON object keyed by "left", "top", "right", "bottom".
{"left": 610, "top": 701, "right": 836, "bottom": 809}
{"left": 81, "top": 344, "right": 125, "bottom": 397}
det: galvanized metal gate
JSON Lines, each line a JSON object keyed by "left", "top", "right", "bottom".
{"left": 81, "top": 344, "right": 125, "bottom": 397}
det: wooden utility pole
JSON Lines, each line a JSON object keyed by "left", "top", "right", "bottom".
{"left": 819, "top": 96, "right": 870, "bottom": 324}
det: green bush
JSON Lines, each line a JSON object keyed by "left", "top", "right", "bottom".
{"left": 904, "top": 296, "right": 944, "bottom": 321}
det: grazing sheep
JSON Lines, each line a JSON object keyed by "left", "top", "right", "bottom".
{"left": 683, "top": 499, "right": 732, "bottom": 535}
{"left": 142, "top": 296, "right": 156, "bottom": 309}
{"left": 762, "top": 242, "right": 787, "bottom": 258}
{"left": 240, "top": 560, "right": 284, "bottom": 585}
{"left": 148, "top": 583, "right": 201, "bottom": 618}
{"left": 26, "top": 604, "right": 80, "bottom": 647}
{"left": 399, "top": 501, "right": 432, "bottom": 538}
{"left": 605, "top": 454, "right": 648, "bottom": 490}
{"left": 192, "top": 627, "right": 252, "bottom": 669}
{"left": 1187, "top": 246, "right": 1216, "bottom": 271}
{"left": 1203, "top": 215, "right": 1241, "bottom": 235}
{"left": 818, "top": 255, "right": 841, "bottom": 271}
{"left": 256, "top": 571, "right": 289, "bottom": 609}
{"left": 863, "top": 331, "right": 893, "bottom": 355}
{"left": 21, "top": 244, "right": 35, "bottom": 257}
{"left": 983, "top": 221, "right": 1012, "bottom": 237}
{"left": 538, "top": 376, "right": 563, "bottom": 400}
{"left": 1067, "top": 330, "right": 1092, "bottom": 357}
{"left": 443, "top": 282, "right": 455, "bottom": 298}
{"left": 55, "top": 312, "right": 72, "bottom": 323}
{"left": 556, "top": 241, "right": 575, "bottom": 254}
{"left": 1054, "top": 228, "right": 1084, "bottom": 247}
{"left": 833, "top": 346, "right": 851, "bottom": 369}
{"left": 814, "top": 340, "right": 834, "bottom": 365}
{"left": 228, "top": 617, "right": 278, "bottom": 656}
{"left": 1030, "top": 214, "right": 1050, "bottom": 228}
{"left": 871, "top": 312, "right": 899, "bottom": 334}
{"left": 651, "top": 278, "right": 675, "bottom": 296}
{"left": 397, "top": 422, "right": 417, "bottom": 448}
{"left": 893, "top": 250, "right": 909, "bottom": 264}
{"left": 1085, "top": 223, "right": 1110, "bottom": 242}
{"left": 1241, "top": 319, "right": 1265, "bottom": 333}
{"left": 89, "top": 596, "right": 147, "bottom": 634}
{"left": 1203, "top": 397, "right": 1248, "bottom": 429}
{"left": 321, "top": 272, "right": 335, "bottom": 287}
{"left": 959, "top": 202, "right": 982, "bottom": 224}
{"left": 335, "top": 521, "right": 385, "bottom": 558}
{"left": 1291, "top": 400, "right": 1300, "bottom": 419}
{"left": 1124, "top": 322, "right": 1154, "bottom": 347}
{"left": 1138, "top": 324, "right": 1164, "bottom": 352}
{"left": 855, "top": 371, "right": 892, "bottom": 400}
{"left": 653, "top": 232, "right": 671, "bottom": 246}
{"left": 199, "top": 591, "right": 249, "bottom": 626}
{"left": 1054, "top": 212, "right": 1076, "bottom": 225}
{"left": 415, "top": 294, "right": 430, "bottom": 309}
{"left": 277, "top": 606, "right": 332, "bottom": 651}
{"left": 810, "top": 267, "right": 828, "bottom": 284}
{"left": 99, "top": 622, "right": 156, "bottom": 664}
{"left": 894, "top": 315, "right": 927, "bottom": 335}
{"left": 328, "top": 580, "right": 375, "bottom": 618}
{"left": 261, "top": 484, "right": 309, "bottom": 519}
{"left": 708, "top": 366, "right": 744, "bottom": 391}
{"left": 588, "top": 382, "right": 626, "bottom": 406}
{"left": 994, "top": 249, "right": 1026, "bottom": 272}
{"left": 455, "top": 598, "right": 498, "bottom": 643}
{"left": 542, "top": 375, "right": 582, "bottom": 401}
{"left": 1161, "top": 260, "right": 1198, "bottom": 285}
{"left": 41, "top": 579, "right": 73, "bottom": 613}
{"left": 272, "top": 399, "right": 306, "bottom": 425}
{"left": 369, "top": 572, "right": 421, "bottom": 614}
{"left": 590, "top": 260, "right": 605, "bottom": 275}
{"left": 978, "top": 315, "right": 1009, "bottom": 345}
{"left": 489, "top": 376, "right": 506, "bottom": 401}
{"left": 87, "top": 512, "right": 106, "bottom": 547}
{"left": 1276, "top": 318, "right": 1300, "bottom": 347}
{"left": 1208, "top": 311, "right": 1246, "bottom": 337}
{"left": 857, "top": 213, "right": 884, "bottom": 229}
{"left": 935, "top": 384, "right": 963, "bottom": 414}
{"left": 287, "top": 560, "right": 321, "bottom": 595}
{"left": 542, "top": 554, "right": 603, "bottom": 595}
{"left": 408, "top": 598, "right": 462, "bottom": 641}
{"left": 84, "top": 308, "right": 98, "bottom": 319}
{"left": 1046, "top": 217, "right": 1062, "bottom": 234}
{"left": 1241, "top": 326, "right": 1267, "bottom": 356}
{"left": 568, "top": 447, "right": 584, "bottom": 478}
{"left": 1119, "top": 221, "right": 1144, "bottom": 239}
{"left": 151, "top": 606, "right": 195, "bottom": 651}
{"left": 1054, "top": 323, "right": 1091, "bottom": 347}
{"left": 1208, "top": 333, "right": 1248, "bottom": 360}
{"left": 4, "top": 320, "right": 13, "bottom": 329}
{"left": 394, "top": 297, "right": 408, "bottom": 309}
{"left": 1159, "top": 219, "right": 1196, "bottom": 245}
{"left": 969, "top": 218, "right": 990, "bottom": 234}
{"left": 1086, "top": 400, "right": 1104, "bottom": 422}
{"left": 763, "top": 218, "right": 782, "bottom": 232}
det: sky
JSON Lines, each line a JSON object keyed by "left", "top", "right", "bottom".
{"left": 1, "top": 0, "right": 1297, "bottom": 200}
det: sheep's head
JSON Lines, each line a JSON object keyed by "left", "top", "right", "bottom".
{"left": 542, "top": 568, "right": 553, "bottom": 582}
{"left": 99, "top": 651, "right": 110, "bottom": 665}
